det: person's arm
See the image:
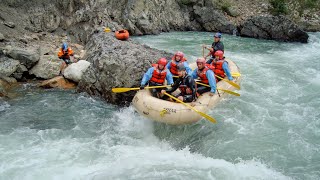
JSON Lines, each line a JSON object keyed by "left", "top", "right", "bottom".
{"left": 166, "top": 78, "right": 180, "bottom": 93}
{"left": 141, "top": 67, "right": 154, "bottom": 86}
{"left": 166, "top": 70, "right": 174, "bottom": 85}
{"left": 184, "top": 62, "right": 193, "bottom": 75}
{"left": 206, "top": 70, "right": 216, "bottom": 93}
{"left": 166, "top": 61, "right": 171, "bottom": 70}
{"left": 187, "top": 76, "right": 197, "bottom": 101}
{"left": 222, "top": 62, "right": 233, "bottom": 81}
{"left": 191, "top": 69, "right": 198, "bottom": 79}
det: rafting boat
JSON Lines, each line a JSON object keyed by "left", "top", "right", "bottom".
{"left": 115, "top": 29, "right": 129, "bottom": 40}
{"left": 132, "top": 59, "right": 241, "bottom": 125}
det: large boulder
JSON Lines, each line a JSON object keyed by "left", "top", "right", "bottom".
{"left": 64, "top": 60, "right": 90, "bottom": 83}
{"left": 193, "top": 6, "right": 236, "bottom": 33}
{"left": 77, "top": 31, "right": 172, "bottom": 105}
{"left": 239, "top": 15, "right": 309, "bottom": 43}
{"left": 6, "top": 47, "right": 40, "bottom": 69}
{"left": 29, "top": 55, "right": 61, "bottom": 79}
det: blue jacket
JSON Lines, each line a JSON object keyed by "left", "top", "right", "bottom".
{"left": 166, "top": 61, "right": 193, "bottom": 75}
{"left": 191, "top": 68, "right": 216, "bottom": 93}
{"left": 141, "top": 67, "right": 174, "bottom": 86}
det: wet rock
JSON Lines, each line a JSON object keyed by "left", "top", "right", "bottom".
{"left": 39, "top": 76, "right": 76, "bottom": 89}
{"left": 63, "top": 60, "right": 90, "bottom": 83}
{"left": 0, "top": 56, "right": 20, "bottom": 77}
{"left": 29, "top": 55, "right": 61, "bottom": 79}
{"left": 239, "top": 15, "right": 309, "bottom": 43}
{"left": 77, "top": 32, "right": 172, "bottom": 105}
{"left": 6, "top": 47, "right": 40, "bottom": 69}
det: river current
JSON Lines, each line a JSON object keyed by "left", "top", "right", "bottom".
{"left": 0, "top": 32, "right": 319, "bottom": 180}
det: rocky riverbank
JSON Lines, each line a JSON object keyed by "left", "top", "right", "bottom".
{"left": 0, "top": 0, "right": 318, "bottom": 104}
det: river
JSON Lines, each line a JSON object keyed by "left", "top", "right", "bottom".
{"left": 0, "top": 32, "right": 319, "bottom": 180}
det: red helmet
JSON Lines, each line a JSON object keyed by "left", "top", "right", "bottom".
{"left": 158, "top": 58, "right": 167, "bottom": 66}
{"left": 175, "top": 51, "right": 184, "bottom": 58}
{"left": 214, "top": 50, "right": 224, "bottom": 59}
{"left": 196, "top": 57, "right": 206, "bottom": 63}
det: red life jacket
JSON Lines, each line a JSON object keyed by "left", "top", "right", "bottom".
{"left": 211, "top": 59, "right": 226, "bottom": 78}
{"left": 150, "top": 64, "right": 167, "bottom": 84}
{"left": 169, "top": 60, "right": 186, "bottom": 75}
{"left": 197, "top": 66, "right": 210, "bottom": 84}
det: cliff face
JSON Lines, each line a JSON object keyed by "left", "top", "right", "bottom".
{"left": 0, "top": 0, "right": 313, "bottom": 44}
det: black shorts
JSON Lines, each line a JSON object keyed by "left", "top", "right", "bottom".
{"left": 62, "top": 59, "right": 72, "bottom": 65}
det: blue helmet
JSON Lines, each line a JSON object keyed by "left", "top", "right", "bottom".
{"left": 62, "top": 43, "right": 68, "bottom": 51}
{"left": 214, "top": 32, "right": 222, "bottom": 38}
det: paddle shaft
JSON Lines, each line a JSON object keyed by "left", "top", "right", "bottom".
{"left": 163, "top": 92, "right": 217, "bottom": 123}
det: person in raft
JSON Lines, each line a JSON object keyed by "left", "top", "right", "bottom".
{"left": 206, "top": 50, "right": 233, "bottom": 81}
{"left": 203, "top": 32, "right": 224, "bottom": 63}
{"left": 166, "top": 51, "right": 192, "bottom": 81}
{"left": 140, "top": 58, "right": 174, "bottom": 98}
{"left": 58, "top": 43, "right": 76, "bottom": 76}
{"left": 161, "top": 64, "right": 197, "bottom": 106}
{"left": 192, "top": 57, "right": 216, "bottom": 96}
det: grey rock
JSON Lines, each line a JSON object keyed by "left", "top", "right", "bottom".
{"left": 12, "top": 64, "right": 28, "bottom": 80}
{"left": 29, "top": 55, "right": 61, "bottom": 79}
{"left": 0, "top": 57, "right": 20, "bottom": 77}
{"left": 0, "top": 33, "right": 4, "bottom": 41}
{"left": 239, "top": 15, "right": 309, "bottom": 43}
{"left": 6, "top": 47, "right": 40, "bottom": 69}
{"left": 4, "top": 21, "right": 15, "bottom": 28}
{"left": 226, "top": 6, "right": 240, "bottom": 17}
{"left": 77, "top": 32, "right": 173, "bottom": 105}
{"left": 64, "top": 60, "right": 90, "bottom": 83}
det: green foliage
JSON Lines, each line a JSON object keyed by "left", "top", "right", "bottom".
{"left": 269, "top": 0, "right": 288, "bottom": 15}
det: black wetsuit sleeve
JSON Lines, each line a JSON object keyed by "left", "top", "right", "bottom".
{"left": 166, "top": 78, "right": 181, "bottom": 93}
{"left": 187, "top": 76, "right": 197, "bottom": 101}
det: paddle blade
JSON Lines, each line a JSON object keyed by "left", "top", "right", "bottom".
{"left": 231, "top": 72, "right": 241, "bottom": 77}
{"left": 112, "top": 87, "right": 139, "bottom": 93}
{"left": 217, "top": 88, "right": 240, "bottom": 96}
{"left": 197, "top": 110, "right": 217, "bottom": 123}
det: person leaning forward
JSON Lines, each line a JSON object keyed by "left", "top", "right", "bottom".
{"left": 192, "top": 57, "right": 216, "bottom": 96}
{"left": 206, "top": 50, "right": 233, "bottom": 81}
{"left": 203, "top": 32, "right": 224, "bottom": 62}
{"left": 58, "top": 43, "right": 75, "bottom": 76}
{"left": 140, "top": 58, "right": 174, "bottom": 98}
{"left": 161, "top": 64, "right": 197, "bottom": 106}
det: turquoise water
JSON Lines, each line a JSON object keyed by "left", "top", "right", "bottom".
{"left": 0, "top": 32, "right": 319, "bottom": 179}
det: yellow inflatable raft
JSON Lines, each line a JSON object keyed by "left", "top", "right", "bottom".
{"left": 132, "top": 59, "right": 241, "bottom": 125}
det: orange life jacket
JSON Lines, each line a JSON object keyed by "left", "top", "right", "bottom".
{"left": 58, "top": 48, "right": 74, "bottom": 59}
{"left": 150, "top": 64, "right": 167, "bottom": 84}
{"left": 197, "top": 66, "right": 211, "bottom": 84}
{"left": 211, "top": 59, "right": 226, "bottom": 78}
{"left": 169, "top": 60, "right": 186, "bottom": 75}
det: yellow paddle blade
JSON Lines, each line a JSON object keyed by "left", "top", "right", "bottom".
{"left": 217, "top": 88, "right": 240, "bottom": 96}
{"left": 231, "top": 72, "right": 241, "bottom": 77}
{"left": 195, "top": 81, "right": 240, "bottom": 96}
{"left": 112, "top": 87, "right": 140, "bottom": 93}
{"left": 104, "top": 27, "right": 111, "bottom": 32}
{"left": 215, "top": 75, "right": 240, "bottom": 90}
{"left": 163, "top": 92, "right": 217, "bottom": 123}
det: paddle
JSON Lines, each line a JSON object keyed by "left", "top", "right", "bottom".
{"left": 215, "top": 75, "right": 240, "bottom": 90}
{"left": 231, "top": 72, "right": 241, "bottom": 77}
{"left": 195, "top": 81, "right": 240, "bottom": 96}
{"left": 112, "top": 85, "right": 170, "bottom": 93}
{"left": 163, "top": 92, "right": 217, "bottom": 123}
